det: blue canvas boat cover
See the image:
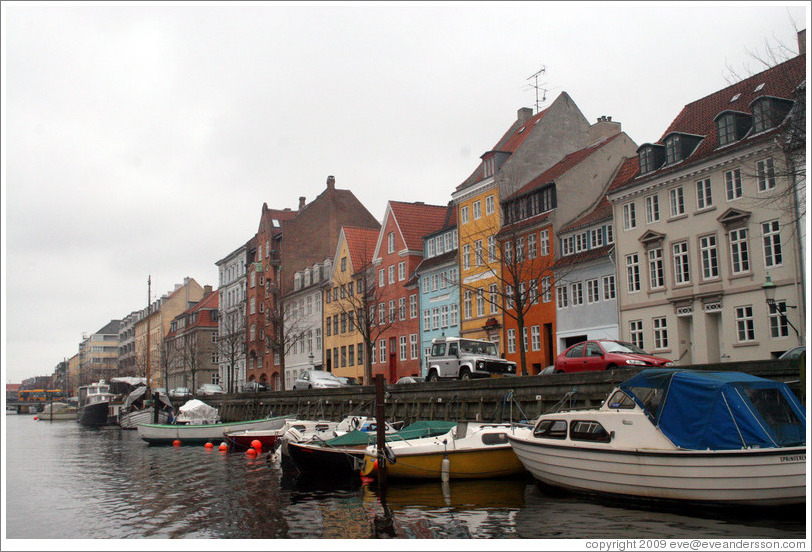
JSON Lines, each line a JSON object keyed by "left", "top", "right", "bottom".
{"left": 619, "top": 369, "right": 806, "bottom": 450}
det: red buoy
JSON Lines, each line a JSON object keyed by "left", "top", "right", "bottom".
{"left": 246, "top": 447, "right": 258, "bottom": 457}
{"left": 251, "top": 439, "right": 262, "bottom": 452}
{"left": 204, "top": 442, "right": 214, "bottom": 449}
{"left": 219, "top": 442, "right": 228, "bottom": 452}
{"left": 33, "top": 416, "right": 38, "bottom": 420}
{"left": 173, "top": 439, "right": 181, "bottom": 447}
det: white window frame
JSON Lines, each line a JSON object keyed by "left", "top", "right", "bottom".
{"left": 669, "top": 186, "right": 685, "bottom": 217}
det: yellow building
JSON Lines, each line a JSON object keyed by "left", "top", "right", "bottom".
{"left": 133, "top": 277, "right": 205, "bottom": 389}
{"left": 323, "top": 226, "right": 379, "bottom": 383}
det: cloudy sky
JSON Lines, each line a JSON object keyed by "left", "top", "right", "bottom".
{"left": 2, "top": 2, "right": 808, "bottom": 384}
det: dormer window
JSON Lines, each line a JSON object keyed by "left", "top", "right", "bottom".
{"left": 751, "top": 97, "right": 793, "bottom": 134}
{"left": 665, "top": 135, "right": 682, "bottom": 164}
{"left": 716, "top": 113, "right": 737, "bottom": 146}
{"left": 483, "top": 156, "right": 495, "bottom": 178}
{"left": 637, "top": 144, "right": 665, "bottom": 175}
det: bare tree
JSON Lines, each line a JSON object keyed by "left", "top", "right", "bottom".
{"left": 264, "top": 284, "right": 312, "bottom": 391}
{"left": 216, "top": 309, "right": 245, "bottom": 394}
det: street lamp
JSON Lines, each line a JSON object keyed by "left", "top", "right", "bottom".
{"left": 762, "top": 273, "right": 800, "bottom": 342}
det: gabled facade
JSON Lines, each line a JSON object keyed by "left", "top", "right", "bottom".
{"left": 497, "top": 123, "right": 637, "bottom": 373}
{"left": 413, "top": 204, "right": 459, "bottom": 373}
{"left": 78, "top": 319, "right": 121, "bottom": 386}
{"left": 370, "top": 201, "right": 448, "bottom": 382}
{"left": 323, "top": 226, "right": 380, "bottom": 384}
{"left": 452, "top": 94, "right": 591, "bottom": 351}
{"left": 215, "top": 240, "right": 249, "bottom": 393}
{"left": 165, "top": 287, "right": 220, "bottom": 391}
{"left": 608, "top": 47, "right": 806, "bottom": 364}
{"left": 283, "top": 257, "right": 331, "bottom": 389}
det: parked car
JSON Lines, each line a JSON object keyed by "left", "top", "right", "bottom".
{"left": 337, "top": 376, "right": 361, "bottom": 386}
{"left": 554, "top": 339, "right": 674, "bottom": 374}
{"left": 292, "top": 370, "right": 344, "bottom": 390}
{"left": 243, "top": 381, "right": 269, "bottom": 392}
{"left": 196, "top": 384, "right": 226, "bottom": 396}
{"left": 539, "top": 365, "right": 556, "bottom": 375}
{"left": 425, "top": 337, "right": 517, "bottom": 381}
{"left": 778, "top": 346, "right": 806, "bottom": 360}
{"left": 169, "top": 387, "right": 190, "bottom": 397}
{"left": 395, "top": 376, "right": 425, "bottom": 384}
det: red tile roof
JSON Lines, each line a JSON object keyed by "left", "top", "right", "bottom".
{"left": 554, "top": 244, "right": 615, "bottom": 269}
{"left": 495, "top": 210, "right": 551, "bottom": 239}
{"left": 613, "top": 53, "right": 805, "bottom": 193}
{"left": 389, "top": 201, "right": 450, "bottom": 251}
{"left": 343, "top": 226, "right": 380, "bottom": 272}
{"left": 506, "top": 133, "right": 623, "bottom": 200}
{"left": 560, "top": 196, "right": 613, "bottom": 234}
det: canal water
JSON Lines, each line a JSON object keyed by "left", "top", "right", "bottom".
{"left": 2, "top": 412, "right": 807, "bottom": 542}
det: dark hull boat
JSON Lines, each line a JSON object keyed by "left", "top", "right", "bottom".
{"left": 78, "top": 400, "right": 110, "bottom": 427}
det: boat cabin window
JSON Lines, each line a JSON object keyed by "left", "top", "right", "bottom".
{"left": 626, "top": 386, "right": 664, "bottom": 419}
{"left": 607, "top": 390, "right": 637, "bottom": 409}
{"left": 480, "top": 432, "right": 509, "bottom": 446}
{"left": 315, "top": 424, "right": 331, "bottom": 432}
{"left": 743, "top": 387, "right": 805, "bottom": 446}
{"left": 570, "top": 420, "right": 612, "bottom": 443}
{"left": 533, "top": 419, "right": 567, "bottom": 439}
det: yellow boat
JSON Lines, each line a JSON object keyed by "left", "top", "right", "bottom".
{"left": 361, "top": 421, "right": 530, "bottom": 479}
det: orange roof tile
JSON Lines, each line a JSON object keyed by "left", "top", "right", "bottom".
{"left": 343, "top": 226, "right": 380, "bottom": 273}
{"left": 389, "top": 201, "right": 449, "bottom": 251}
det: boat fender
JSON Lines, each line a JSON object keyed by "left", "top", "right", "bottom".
{"left": 441, "top": 454, "right": 450, "bottom": 483}
{"left": 384, "top": 445, "right": 397, "bottom": 464}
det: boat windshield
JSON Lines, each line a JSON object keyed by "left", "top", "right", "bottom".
{"left": 743, "top": 387, "right": 806, "bottom": 446}
{"left": 601, "top": 341, "right": 647, "bottom": 354}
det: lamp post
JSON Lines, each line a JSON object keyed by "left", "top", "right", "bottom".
{"left": 762, "top": 273, "right": 800, "bottom": 344}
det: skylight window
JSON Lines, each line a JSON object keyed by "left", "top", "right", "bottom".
{"left": 730, "top": 93, "right": 741, "bottom": 102}
{"left": 754, "top": 83, "right": 765, "bottom": 92}
{"left": 272, "top": 219, "right": 280, "bottom": 227}
{"left": 518, "top": 126, "right": 526, "bottom": 133}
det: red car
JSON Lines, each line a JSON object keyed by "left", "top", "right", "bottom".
{"left": 554, "top": 339, "right": 674, "bottom": 373}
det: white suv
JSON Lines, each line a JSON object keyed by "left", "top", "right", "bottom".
{"left": 425, "top": 337, "right": 516, "bottom": 381}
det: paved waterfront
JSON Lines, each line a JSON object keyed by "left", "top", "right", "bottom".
{"left": 2, "top": 412, "right": 805, "bottom": 540}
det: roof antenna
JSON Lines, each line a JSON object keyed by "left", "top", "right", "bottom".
{"left": 526, "top": 66, "right": 547, "bottom": 114}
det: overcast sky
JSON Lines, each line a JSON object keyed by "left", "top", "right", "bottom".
{"left": 2, "top": 2, "right": 808, "bottom": 384}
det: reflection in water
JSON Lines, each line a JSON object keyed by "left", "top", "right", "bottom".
{"left": 3, "top": 414, "right": 806, "bottom": 539}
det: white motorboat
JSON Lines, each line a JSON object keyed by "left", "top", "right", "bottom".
{"left": 36, "top": 402, "right": 77, "bottom": 421}
{"left": 508, "top": 369, "right": 806, "bottom": 507}
{"left": 118, "top": 386, "right": 173, "bottom": 429}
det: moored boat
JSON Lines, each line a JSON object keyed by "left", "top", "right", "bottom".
{"left": 225, "top": 419, "right": 336, "bottom": 452}
{"left": 118, "top": 386, "right": 173, "bottom": 429}
{"left": 36, "top": 402, "right": 77, "bottom": 421}
{"left": 77, "top": 381, "right": 114, "bottom": 427}
{"left": 507, "top": 369, "right": 806, "bottom": 507}
{"left": 361, "top": 421, "right": 529, "bottom": 479}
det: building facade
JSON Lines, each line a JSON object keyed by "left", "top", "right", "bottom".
{"left": 608, "top": 49, "right": 806, "bottom": 364}
{"left": 165, "top": 287, "right": 220, "bottom": 391}
{"left": 78, "top": 319, "right": 121, "bottom": 386}
{"left": 216, "top": 241, "right": 249, "bottom": 393}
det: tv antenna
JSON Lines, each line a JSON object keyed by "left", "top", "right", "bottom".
{"left": 526, "top": 66, "right": 548, "bottom": 113}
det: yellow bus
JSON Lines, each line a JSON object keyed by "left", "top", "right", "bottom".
{"left": 19, "top": 389, "right": 47, "bottom": 402}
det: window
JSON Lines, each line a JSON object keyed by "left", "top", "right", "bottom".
{"left": 387, "top": 232, "right": 395, "bottom": 253}
{"left": 606, "top": 224, "right": 614, "bottom": 244}
{"left": 729, "top": 228, "right": 750, "bottom": 274}
{"left": 757, "top": 158, "right": 776, "bottom": 192}
{"left": 426, "top": 239, "right": 435, "bottom": 258}
{"left": 475, "top": 240, "right": 483, "bottom": 266}
{"left": 357, "top": 342, "right": 363, "bottom": 366}
{"left": 762, "top": 220, "right": 782, "bottom": 268}
{"left": 531, "top": 326, "right": 541, "bottom": 351}
{"left": 725, "top": 169, "right": 742, "bottom": 201}
{"left": 735, "top": 306, "right": 755, "bottom": 342}
{"left": 699, "top": 235, "right": 719, "bottom": 280}
{"left": 348, "top": 344, "right": 355, "bottom": 367}
{"left": 486, "top": 195, "right": 495, "bottom": 215}
{"left": 422, "top": 276, "right": 430, "bottom": 294}
{"left": 409, "top": 294, "right": 417, "bottom": 318}
{"left": 431, "top": 274, "right": 439, "bottom": 291}
{"left": 487, "top": 236, "right": 496, "bottom": 263}
{"left": 533, "top": 419, "right": 568, "bottom": 439}
{"left": 440, "top": 305, "right": 449, "bottom": 328}
{"left": 696, "top": 179, "right": 713, "bottom": 210}
{"left": 341, "top": 346, "right": 347, "bottom": 368}
{"left": 507, "top": 329, "right": 516, "bottom": 354}
{"left": 653, "top": 317, "right": 668, "bottom": 349}
{"left": 435, "top": 236, "right": 443, "bottom": 256}
{"left": 527, "top": 233, "right": 537, "bottom": 259}
{"left": 379, "top": 303, "right": 386, "bottom": 325}
{"left": 587, "top": 279, "right": 599, "bottom": 303}
{"left": 505, "top": 284, "right": 514, "bottom": 310}
{"left": 626, "top": 253, "right": 641, "bottom": 293}
{"left": 639, "top": 147, "right": 655, "bottom": 174}
{"left": 398, "top": 262, "right": 406, "bottom": 281}
{"left": 473, "top": 200, "right": 482, "bottom": 220}
{"left": 379, "top": 339, "right": 387, "bottom": 363}
{"left": 561, "top": 236, "right": 574, "bottom": 256}
{"left": 388, "top": 265, "right": 395, "bottom": 284}
{"left": 570, "top": 282, "right": 584, "bottom": 306}
{"left": 325, "top": 316, "right": 332, "bottom": 336}
{"left": 389, "top": 300, "right": 396, "bottom": 322}
{"left": 769, "top": 300, "right": 789, "bottom": 338}
{"left": 648, "top": 248, "right": 664, "bottom": 289}
{"left": 517, "top": 237, "right": 526, "bottom": 261}
{"left": 646, "top": 195, "right": 660, "bottom": 224}
{"left": 399, "top": 297, "right": 406, "bottom": 320}
{"left": 669, "top": 187, "right": 685, "bottom": 217}
{"left": 432, "top": 308, "right": 440, "bottom": 330}
{"left": 410, "top": 334, "right": 418, "bottom": 359}
{"left": 629, "top": 320, "right": 644, "bottom": 349}
{"left": 340, "top": 313, "right": 346, "bottom": 333}
{"left": 665, "top": 134, "right": 681, "bottom": 164}
{"left": 460, "top": 205, "right": 469, "bottom": 224}
{"left": 623, "top": 202, "right": 637, "bottom": 230}
{"left": 379, "top": 269, "right": 385, "bottom": 287}
{"left": 539, "top": 229, "right": 550, "bottom": 256}
{"left": 489, "top": 283, "right": 498, "bottom": 314}
{"left": 556, "top": 285, "right": 568, "bottom": 309}
{"left": 462, "top": 244, "right": 471, "bottom": 270}
{"left": 717, "top": 113, "right": 737, "bottom": 146}
{"left": 753, "top": 99, "right": 775, "bottom": 133}
{"left": 450, "top": 304, "right": 458, "bottom": 326}
{"left": 423, "top": 309, "right": 431, "bottom": 332}
{"left": 399, "top": 336, "right": 408, "bottom": 361}
{"left": 672, "top": 241, "right": 690, "bottom": 285}
{"left": 504, "top": 240, "right": 513, "bottom": 263}
{"left": 444, "top": 232, "right": 452, "bottom": 253}
{"left": 522, "top": 327, "right": 529, "bottom": 352}
{"left": 542, "top": 276, "right": 552, "bottom": 303}
{"left": 464, "top": 290, "right": 472, "bottom": 319}
{"left": 574, "top": 233, "right": 586, "bottom": 253}
{"left": 603, "top": 274, "right": 615, "bottom": 301}
{"left": 570, "top": 420, "right": 612, "bottom": 443}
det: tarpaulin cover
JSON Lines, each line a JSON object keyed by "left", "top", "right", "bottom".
{"left": 619, "top": 369, "right": 806, "bottom": 450}
{"left": 321, "top": 421, "right": 457, "bottom": 447}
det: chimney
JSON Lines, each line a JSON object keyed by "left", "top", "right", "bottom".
{"left": 517, "top": 107, "right": 533, "bottom": 123}
{"left": 326, "top": 175, "right": 335, "bottom": 190}
{"left": 798, "top": 29, "right": 806, "bottom": 56}
{"left": 588, "top": 115, "right": 621, "bottom": 143}
{"left": 298, "top": 196, "right": 306, "bottom": 209}
{"left": 203, "top": 285, "right": 213, "bottom": 296}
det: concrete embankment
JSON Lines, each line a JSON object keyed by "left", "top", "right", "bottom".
{"left": 186, "top": 359, "right": 802, "bottom": 424}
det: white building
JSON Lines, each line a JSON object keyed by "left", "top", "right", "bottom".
{"left": 215, "top": 242, "right": 248, "bottom": 393}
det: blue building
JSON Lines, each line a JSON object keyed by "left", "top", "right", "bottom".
{"left": 412, "top": 204, "right": 459, "bottom": 375}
